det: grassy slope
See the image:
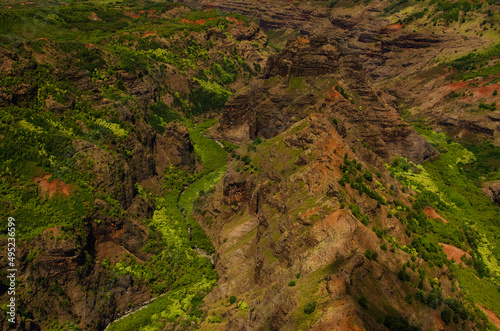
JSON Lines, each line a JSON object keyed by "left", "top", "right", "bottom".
{"left": 107, "top": 120, "right": 227, "bottom": 330}
{"left": 388, "top": 129, "right": 500, "bottom": 317}
{"left": 0, "top": 1, "right": 255, "bottom": 329}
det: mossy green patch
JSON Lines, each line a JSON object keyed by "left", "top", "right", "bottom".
{"left": 292, "top": 266, "right": 330, "bottom": 330}
{"left": 454, "top": 267, "right": 500, "bottom": 318}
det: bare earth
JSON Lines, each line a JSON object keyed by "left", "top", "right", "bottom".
{"left": 439, "top": 243, "right": 471, "bottom": 265}
{"left": 478, "top": 304, "right": 500, "bottom": 329}
{"left": 423, "top": 207, "right": 448, "bottom": 223}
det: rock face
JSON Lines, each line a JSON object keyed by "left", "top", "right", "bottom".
{"left": 219, "top": 36, "right": 437, "bottom": 164}
{"left": 200, "top": 0, "right": 329, "bottom": 31}
{"left": 264, "top": 36, "right": 341, "bottom": 77}
{"left": 199, "top": 114, "right": 457, "bottom": 330}
{"left": 14, "top": 217, "right": 152, "bottom": 330}
{"left": 0, "top": 12, "right": 272, "bottom": 329}
{"left": 483, "top": 181, "right": 500, "bottom": 207}
{"left": 191, "top": 0, "right": 500, "bottom": 148}
{"left": 0, "top": 114, "right": 196, "bottom": 329}
{"left": 380, "top": 33, "right": 443, "bottom": 52}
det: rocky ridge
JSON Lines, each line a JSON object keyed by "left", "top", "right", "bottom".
{"left": 218, "top": 36, "right": 437, "bottom": 164}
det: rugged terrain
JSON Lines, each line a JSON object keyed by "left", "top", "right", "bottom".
{"left": 1, "top": 0, "right": 500, "bottom": 330}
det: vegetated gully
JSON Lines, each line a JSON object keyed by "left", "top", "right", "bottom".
{"left": 105, "top": 120, "right": 227, "bottom": 329}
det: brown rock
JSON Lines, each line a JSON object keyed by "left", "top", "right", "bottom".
{"left": 483, "top": 181, "right": 500, "bottom": 206}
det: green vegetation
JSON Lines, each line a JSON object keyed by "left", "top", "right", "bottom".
{"left": 108, "top": 119, "right": 226, "bottom": 330}
{"left": 386, "top": 128, "right": 500, "bottom": 318}
{"left": 335, "top": 85, "right": 355, "bottom": 103}
{"left": 358, "top": 296, "right": 368, "bottom": 309}
{"left": 339, "top": 155, "right": 387, "bottom": 207}
{"left": 383, "top": 315, "right": 420, "bottom": 331}
{"left": 288, "top": 76, "right": 305, "bottom": 90}
{"left": 147, "top": 101, "right": 182, "bottom": 133}
{"left": 303, "top": 301, "right": 317, "bottom": 315}
{"left": 387, "top": 133, "right": 500, "bottom": 270}
{"left": 454, "top": 267, "right": 500, "bottom": 318}
{"left": 190, "top": 79, "right": 233, "bottom": 115}
{"left": 238, "top": 301, "right": 248, "bottom": 310}
{"left": 450, "top": 43, "right": 500, "bottom": 82}
{"left": 0, "top": 2, "right": 260, "bottom": 328}
{"left": 364, "top": 249, "right": 379, "bottom": 261}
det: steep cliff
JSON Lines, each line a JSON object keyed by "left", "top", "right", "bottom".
{"left": 218, "top": 36, "right": 437, "bottom": 164}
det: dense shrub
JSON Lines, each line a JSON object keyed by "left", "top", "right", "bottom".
{"left": 304, "top": 301, "right": 317, "bottom": 314}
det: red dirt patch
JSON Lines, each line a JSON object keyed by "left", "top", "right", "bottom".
{"left": 432, "top": 310, "right": 445, "bottom": 330}
{"left": 478, "top": 304, "right": 500, "bottom": 329}
{"left": 296, "top": 36, "right": 310, "bottom": 44}
{"left": 142, "top": 30, "right": 157, "bottom": 37}
{"left": 124, "top": 11, "right": 141, "bottom": 19}
{"left": 423, "top": 207, "right": 448, "bottom": 223}
{"left": 180, "top": 16, "right": 242, "bottom": 26}
{"left": 439, "top": 243, "right": 471, "bottom": 265}
{"left": 475, "top": 82, "right": 500, "bottom": 98}
{"left": 180, "top": 17, "right": 218, "bottom": 25}
{"left": 443, "top": 80, "right": 469, "bottom": 92}
{"left": 226, "top": 16, "right": 243, "bottom": 25}
{"left": 440, "top": 80, "right": 500, "bottom": 104}
{"left": 316, "top": 209, "right": 347, "bottom": 229}
{"left": 325, "top": 86, "right": 343, "bottom": 103}
{"left": 380, "top": 23, "right": 403, "bottom": 34}
{"left": 85, "top": 44, "right": 99, "bottom": 50}
{"left": 303, "top": 206, "right": 322, "bottom": 218}
{"left": 34, "top": 174, "right": 72, "bottom": 199}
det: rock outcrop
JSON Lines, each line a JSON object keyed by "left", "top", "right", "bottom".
{"left": 199, "top": 113, "right": 454, "bottom": 330}
{"left": 219, "top": 36, "right": 437, "bottom": 164}
{"left": 483, "top": 181, "right": 500, "bottom": 207}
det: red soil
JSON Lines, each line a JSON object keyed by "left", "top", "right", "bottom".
{"left": 439, "top": 243, "right": 471, "bottom": 264}
{"left": 325, "top": 86, "right": 343, "bottom": 103}
{"left": 143, "top": 30, "right": 157, "bottom": 37}
{"left": 226, "top": 16, "right": 243, "bottom": 25}
{"left": 34, "top": 174, "right": 72, "bottom": 199}
{"left": 475, "top": 82, "right": 500, "bottom": 98}
{"left": 478, "top": 304, "right": 500, "bottom": 329}
{"left": 432, "top": 310, "right": 445, "bottom": 330}
{"left": 443, "top": 80, "right": 469, "bottom": 92}
{"left": 304, "top": 206, "right": 322, "bottom": 218}
{"left": 317, "top": 209, "right": 346, "bottom": 228}
{"left": 423, "top": 207, "right": 448, "bottom": 223}
{"left": 441, "top": 80, "right": 500, "bottom": 105}
{"left": 296, "top": 36, "right": 310, "bottom": 44}
{"left": 180, "top": 16, "right": 242, "bottom": 26}
{"left": 380, "top": 23, "right": 403, "bottom": 34}
{"left": 124, "top": 12, "right": 141, "bottom": 19}
{"left": 180, "top": 17, "right": 218, "bottom": 25}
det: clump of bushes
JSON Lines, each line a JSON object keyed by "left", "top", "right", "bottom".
{"left": 304, "top": 301, "right": 316, "bottom": 314}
